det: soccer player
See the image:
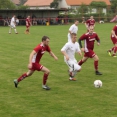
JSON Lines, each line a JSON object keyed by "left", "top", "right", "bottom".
{"left": 78, "top": 26, "right": 102, "bottom": 75}
{"left": 61, "top": 33, "right": 82, "bottom": 81}
{"left": 25, "top": 16, "right": 31, "bottom": 34}
{"left": 107, "top": 24, "right": 117, "bottom": 57}
{"left": 9, "top": 15, "right": 18, "bottom": 34}
{"left": 68, "top": 20, "right": 79, "bottom": 42}
{"left": 85, "top": 16, "right": 95, "bottom": 31}
{"left": 14, "top": 36, "right": 58, "bottom": 90}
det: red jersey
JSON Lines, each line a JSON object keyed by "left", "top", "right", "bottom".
{"left": 79, "top": 32, "right": 100, "bottom": 51}
{"left": 86, "top": 19, "right": 95, "bottom": 27}
{"left": 32, "top": 43, "right": 51, "bottom": 63}
{"left": 111, "top": 25, "right": 117, "bottom": 38}
{"left": 26, "top": 18, "right": 31, "bottom": 26}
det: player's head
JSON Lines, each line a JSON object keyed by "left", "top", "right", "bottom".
{"left": 89, "top": 26, "right": 94, "bottom": 33}
{"left": 42, "top": 36, "right": 50, "bottom": 46}
{"left": 74, "top": 20, "right": 79, "bottom": 26}
{"left": 13, "top": 15, "right": 16, "bottom": 18}
{"left": 28, "top": 16, "right": 30, "bottom": 18}
{"left": 90, "top": 16, "right": 93, "bottom": 20}
{"left": 71, "top": 33, "right": 77, "bottom": 43}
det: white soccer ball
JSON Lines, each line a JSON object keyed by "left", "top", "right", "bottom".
{"left": 94, "top": 80, "right": 102, "bottom": 88}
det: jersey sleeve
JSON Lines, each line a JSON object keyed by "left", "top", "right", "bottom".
{"left": 46, "top": 46, "right": 51, "bottom": 52}
{"left": 79, "top": 34, "right": 87, "bottom": 40}
{"left": 61, "top": 43, "right": 69, "bottom": 51}
{"left": 113, "top": 26, "right": 117, "bottom": 32}
{"left": 86, "top": 20, "right": 89, "bottom": 24}
{"left": 69, "top": 25, "right": 74, "bottom": 32}
{"left": 95, "top": 34, "right": 100, "bottom": 41}
{"left": 76, "top": 43, "right": 81, "bottom": 52}
{"left": 34, "top": 45, "right": 41, "bottom": 52}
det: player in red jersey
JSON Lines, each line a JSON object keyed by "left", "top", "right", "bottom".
{"left": 25, "top": 16, "right": 31, "bottom": 34}
{"left": 107, "top": 25, "right": 117, "bottom": 57}
{"left": 78, "top": 26, "right": 102, "bottom": 75}
{"left": 14, "top": 36, "right": 58, "bottom": 90}
{"left": 85, "top": 16, "right": 95, "bottom": 31}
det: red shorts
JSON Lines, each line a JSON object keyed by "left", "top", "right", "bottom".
{"left": 29, "top": 63, "right": 43, "bottom": 71}
{"left": 111, "top": 36, "right": 117, "bottom": 44}
{"left": 84, "top": 49, "right": 96, "bottom": 58}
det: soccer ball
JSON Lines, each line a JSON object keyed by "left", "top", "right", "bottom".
{"left": 94, "top": 80, "right": 102, "bottom": 88}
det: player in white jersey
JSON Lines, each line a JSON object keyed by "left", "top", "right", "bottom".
{"left": 9, "top": 15, "right": 18, "bottom": 34}
{"left": 68, "top": 20, "right": 79, "bottom": 42}
{"left": 61, "top": 33, "right": 82, "bottom": 81}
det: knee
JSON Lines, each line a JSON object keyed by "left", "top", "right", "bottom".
{"left": 26, "top": 72, "right": 33, "bottom": 76}
{"left": 76, "top": 66, "right": 81, "bottom": 72}
{"left": 45, "top": 69, "right": 50, "bottom": 74}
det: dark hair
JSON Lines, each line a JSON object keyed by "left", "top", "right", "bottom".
{"left": 42, "top": 36, "right": 49, "bottom": 41}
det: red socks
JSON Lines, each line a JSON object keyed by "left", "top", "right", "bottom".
{"left": 43, "top": 73, "right": 49, "bottom": 85}
{"left": 78, "top": 60, "right": 84, "bottom": 66}
{"left": 18, "top": 73, "right": 28, "bottom": 82}
{"left": 94, "top": 61, "right": 98, "bottom": 71}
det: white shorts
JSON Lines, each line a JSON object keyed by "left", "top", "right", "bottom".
{"left": 67, "top": 34, "right": 71, "bottom": 42}
{"left": 65, "top": 59, "right": 81, "bottom": 71}
{"left": 10, "top": 24, "right": 16, "bottom": 28}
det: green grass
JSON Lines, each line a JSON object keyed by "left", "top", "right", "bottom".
{"left": 0, "top": 23, "right": 117, "bottom": 117}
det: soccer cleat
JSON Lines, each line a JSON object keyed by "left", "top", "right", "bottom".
{"left": 112, "top": 54, "right": 117, "bottom": 57}
{"left": 15, "top": 33, "right": 18, "bottom": 34}
{"left": 42, "top": 85, "right": 51, "bottom": 90}
{"left": 95, "top": 71, "right": 102, "bottom": 75}
{"left": 107, "top": 50, "right": 111, "bottom": 56}
{"left": 69, "top": 78, "right": 77, "bottom": 81}
{"left": 14, "top": 79, "right": 18, "bottom": 88}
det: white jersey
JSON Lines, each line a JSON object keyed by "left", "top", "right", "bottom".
{"left": 68, "top": 24, "right": 78, "bottom": 42}
{"left": 10, "top": 17, "right": 15, "bottom": 25}
{"left": 61, "top": 41, "right": 81, "bottom": 61}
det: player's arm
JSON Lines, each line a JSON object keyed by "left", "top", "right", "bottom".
{"left": 61, "top": 43, "right": 69, "bottom": 61}
{"left": 26, "top": 21, "right": 28, "bottom": 26}
{"left": 68, "top": 26, "right": 74, "bottom": 35}
{"left": 111, "top": 30, "right": 117, "bottom": 39}
{"left": 85, "top": 22, "right": 88, "bottom": 29}
{"left": 61, "top": 51, "right": 69, "bottom": 61}
{"left": 49, "top": 51, "right": 58, "bottom": 60}
{"left": 95, "top": 34, "right": 100, "bottom": 46}
{"left": 77, "top": 45, "right": 82, "bottom": 57}
{"left": 28, "top": 50, "right": 37, "bottom": 69}
{"left": 78, "top": 39, "right": 84, "bottom": 52}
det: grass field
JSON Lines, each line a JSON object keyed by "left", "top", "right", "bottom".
{"left": 0, "top": 23, "right": 117, "bottom": 117}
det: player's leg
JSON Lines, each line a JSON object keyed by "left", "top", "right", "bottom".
{"left": 93, "top": 55, "right": 102, "bottom": 75}
{"left": 66, "top": 60, "right": 81, "bottom": 81}
{"left": 108, "top": 38, "right": 117, "bottom": 57}
{"left": 41, "top": 66, "right": 50, "bottom": 90}
{"left": 9, "top": 25, "right": 12, "bottom": 34}
{"left": 13, "top": 25, "right": 18, "bottom": 34}
{"left": 25, "top": 26, "right": 28, "bottom": 34}
{"left": 25, "top": 26, "right": 30, "bottom": 34}
{"left": 112, "top": 43, "right": 117, "bottom": 57}
{"left": 69, "top": 61, "right": 81, "bottom": 81}
{"left": 68, "top": 34, "right": 71, "bottom": 42}
{"left": 14, "top": 70, "right": 34, "bottom": 88}
{"left": 78, "top": 56, "right": 88, "bottom": 66}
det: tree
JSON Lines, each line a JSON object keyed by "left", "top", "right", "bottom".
{"left": 0, "top": 0, "right": 16, "bottom": 9}
{"left": 90, "top": 1, "right": 107, "bottom": 14}
{"left": 110, "top": 0, "right": 117, "bottom": 13}
{"left": 18, "top": 5, "right": 29, "bottom": 10}
{"left": 78, "top": 3, "right": 88, "bottom": 15}
{"left": 50, "top": 0, "right": 58, "bottom": 8}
